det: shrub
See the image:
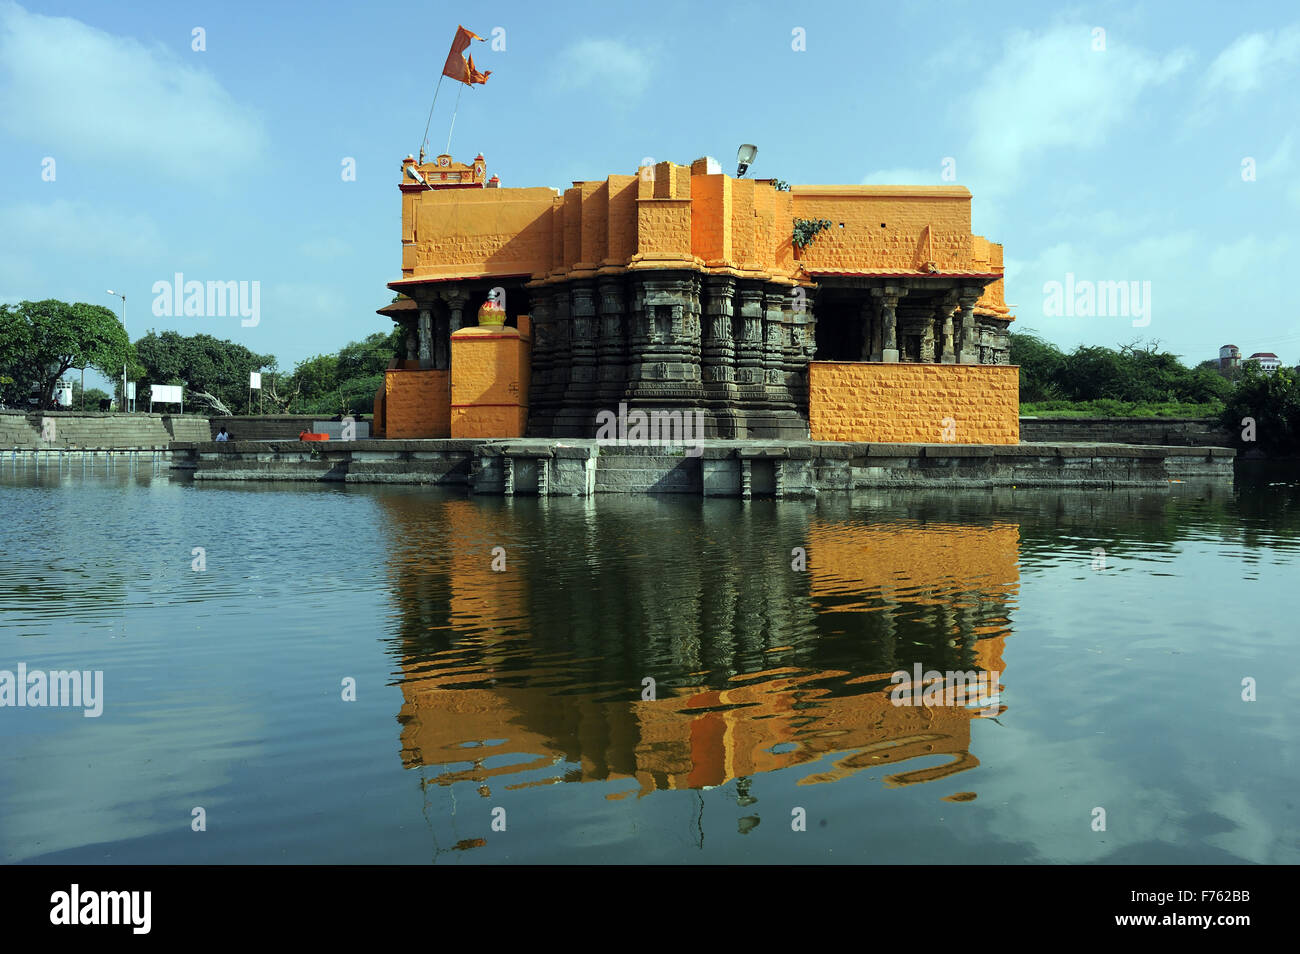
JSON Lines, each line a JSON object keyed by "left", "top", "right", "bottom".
{"left": 1222, "top": 365, "right": 1300, "bottom": 456}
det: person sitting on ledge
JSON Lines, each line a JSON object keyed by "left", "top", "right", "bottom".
{"left": 215, "top": 426, "right": 230, "bottom": 442}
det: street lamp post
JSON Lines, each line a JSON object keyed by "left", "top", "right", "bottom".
{"left": 106, "top": 290, "right": 126, "bottom": 412}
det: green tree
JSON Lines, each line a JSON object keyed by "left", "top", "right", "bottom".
{"left": 283, "top": 329, "right": 398, "bottom": 414}
{"left": 1223, "top": 364, "right": 1300, "bottom": 456}
{"left": 1055, "top": 345, "right": 1128, "bottom": 401}
{"left": 336, "top": 330, "right": 401, "bottom": 381}
{"left": 287, "top": 353, "right": 339, "bottom": 408}
{"left": 70, "top": 379, "right": 112, "bottom": 410}
{"left": 0, "top": 300, "right": 131, "bottom": 409}
{"left": 1008, "top": 332, "right": 1066, "bottom": 402}
{"left": 132, "top": 330, "right": 275, "bottom": 414}
{"left": 1011, "top": 333, "right": 1231, "bottom": 409}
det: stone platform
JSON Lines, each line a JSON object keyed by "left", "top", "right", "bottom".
{"left": 169, "top": 439, "right": 1236, "bottom": 495}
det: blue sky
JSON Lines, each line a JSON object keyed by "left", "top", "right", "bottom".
{"left": 2, "top": 0, "right": 1298, "bottom": 391}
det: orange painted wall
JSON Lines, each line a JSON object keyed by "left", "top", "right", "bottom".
{"left": 397, "top": 159, "right": 1009, "bottom": 324}
{"left": 450, "top": 326, "right": 531, "bottom": 438}
{"left": 971, "top": 236, "right": 1010, "bottom": 316}
{"left": 791, "top": 186, "right": 975, "bottom": 272}
{"left": 690, "top": 174, "right": 730, "bottom": 264}
{"left": 405, "top": 187, "right": 556, "bottom": 281}
{"left": 385, "top": 368, "right": 450, "bottom": 438}
{"left": 809, "top": 362, "right": 1019, "bottom": 444}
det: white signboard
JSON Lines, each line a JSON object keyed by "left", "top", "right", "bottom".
{"left": 151, "top": 384, "right": 183, "bottom": 404}
{"left": 126, "top": 382, "right": 136, "bottom": 399}
{"left": 249, "top": 372, "right": 262, "bottom": 389}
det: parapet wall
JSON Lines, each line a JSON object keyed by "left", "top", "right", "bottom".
{"left": 0, "top": 412, "right": 381, "bottom": 447}
{"left": 1020, "top": 417, "right": 1231, "bottom": 447}
{"left": 808, "top": 363, "right": 1020, "bottom": 444}
{"left": 385, "top": 369, "right": 450, "bottom": 438}
{"left": 397, "top": 163, "right": 1006, "bottom": 316}
{"left": 791, "top": 186, "right": 976, "bottom": 274}
{"left": 207, "top": 415, "right": 327, "bottom": 441}
{"left": 0, "top": 411, "right": 202, "bottom": 448}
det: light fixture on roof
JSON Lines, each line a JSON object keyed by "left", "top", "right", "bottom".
{"left": 736, "top": 144, "right": 758, "bottom": 178}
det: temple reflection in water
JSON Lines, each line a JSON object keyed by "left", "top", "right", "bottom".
{"left": 379, "top": 493, "right": 1018, "bottom": 801}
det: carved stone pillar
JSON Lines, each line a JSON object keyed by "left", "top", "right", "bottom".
{"left": 596, "top": 278, "right": 627, "bottom": 409}
{"left": 545, "top": 289, "right": 574, "bottom": 432}
{"left": 783, "top": 286, "right": 811, "bottom": 412}
{"left": 957, "top": 286, "right": 981, "bottom": 364}
{"left": 919, "top": 312, "right": 936, "bottom": 363}
{"left": 417, "top": 307, "right": 433, "bottom": 369}
{"left": 446, "top": 293, "right": 468, "bottom": 334}
{"left": 686, "top": 275, "right": 704, "bottom": 383}
{"left": 792, "top": 285, "right": 816, "bottom": 362}
{"left": 702, "top": 276, "right": 736, "bottom": 386}
{"left": 735, "top": 286, "right": 765, "bottom": 387}
{"left": 625, "top": 283, "right": 650, "bottom": 389}
{"left": 526, "top": 289, "right": 554, "bottom": 434}
{"left": 762, "top": 293, "right": 785, "bottom": 389}
{"left": 404, "top": 325, "right": 418, "bottom": 362}
{"left": 871, "top": 302, "right": 884, "bottom": 361}
{"left": 562, "top": 282, "right": 598, "bottom": 427}
{"left": 872, "top": 285, "right": 907, "bottom": 363}
{"left": 440, "top": 291, "right": 470, "bottom": 371}
{"left": 937, "top": 291, "right": 958, "bottom": 365}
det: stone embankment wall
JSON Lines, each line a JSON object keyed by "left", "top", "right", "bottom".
{"left": 1019, "top": 417, "right": 1232, "bottom": 446}
{"left": 173, "top": 438, "right": 1235, "bottom": 494}
{"left": 206, "top": 416, "right": 348, "bottom": 441}
{"left": 0, "top": 411, "right": 201, "bottom": 447}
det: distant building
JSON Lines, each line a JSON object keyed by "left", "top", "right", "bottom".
{"left": 54, "top": 378, "right": 73, "bottom": 407}
{"left": 1218, "top": 344, "right": 1240, "bottom": 372}
{"left": 1246, "top": 352, "right": 1281, "bottom": 373}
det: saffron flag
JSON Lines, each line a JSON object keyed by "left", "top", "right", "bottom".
{"left": 442, "top": 26, "right": 491, "bottom": 85}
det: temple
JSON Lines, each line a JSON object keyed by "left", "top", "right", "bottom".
{"left": 375, "top": 153, "right": 1018, "bottom": 443}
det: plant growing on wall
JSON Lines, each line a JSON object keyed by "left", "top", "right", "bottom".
{"left": 793, "top": 218, "right": 832, "bottom": 251}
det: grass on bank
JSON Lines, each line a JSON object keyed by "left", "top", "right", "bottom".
{"left": 1019, "top": 399, "right": 1225, "bottom": 418}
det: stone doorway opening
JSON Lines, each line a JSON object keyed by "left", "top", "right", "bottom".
{"left": 812, "top": 297, "right": 865, "bottom": 362}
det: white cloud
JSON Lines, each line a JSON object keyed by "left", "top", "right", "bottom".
{"left": 1251, "top": 134, "right": 1300, "bottom": 207}
{"left": 0, "top": 198, "right": 165, "bottom": 261}
{"left": 1205, "top": 24, "right": 1300, "bottom": 95}
{"left": 553, "top": 38, "right": 654, "bottom": 97}
{"left": 1206, "top": 233, "right": 1293, "bottom": 280}
{"left": 0, "top": 1, "right": 267, "bottom": 176}
{"left": 964, "top": 25, "right": 1189, "bottom": 191}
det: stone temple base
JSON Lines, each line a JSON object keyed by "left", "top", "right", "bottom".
{"left": 546, "top": 404, "right": 808, "bottom": 441}
{"left": 175, "top": 438, "right": 1237, "bottom": 495}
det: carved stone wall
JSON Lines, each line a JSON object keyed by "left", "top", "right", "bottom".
{"left": 527, "top": 273, "right": 812, "bottom": 438}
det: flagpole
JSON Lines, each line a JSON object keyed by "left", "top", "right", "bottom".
{"left": 420, "top": 73, "right": 446, "bottom": 161}
{"left": 445, "top": 80, "right": 465, "bottom": 155}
